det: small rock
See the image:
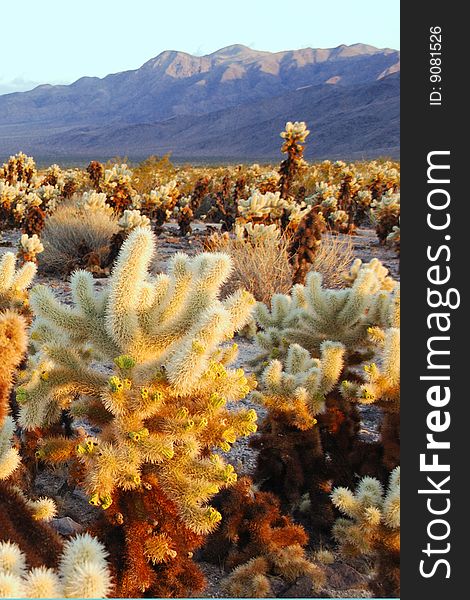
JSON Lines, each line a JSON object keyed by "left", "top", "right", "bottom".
{"left": 50, "top": 516, "right": 84, "bottom": 536}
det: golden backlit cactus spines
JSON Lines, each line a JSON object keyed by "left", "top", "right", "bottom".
{"left": 0, "top": 534, "right": 112, "bottom": 598}
{"left": 331, "top": 467, "right": 400, "bottom": 597}
{"left": 18, "top": 226, "right": 258, "bottom": 596}
{"left": 252, "top": 259, "right": 398, "bottom": 369}
{"left": 0, "top": 253, "right": 37, "bottom": 312}
{"left": 252, "top": 341, "right": 345, "bottom": 430}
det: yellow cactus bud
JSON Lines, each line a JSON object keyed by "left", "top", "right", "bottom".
{"left": 222, "top": 428, "right": 236, "bottom": 444}
{"left": 100, "top": 494, "right": 113, "bottom": 510}
{"left": 176, "top": 407, "right": 189, "bottom": 419}
{"left": 109, "top": 376, "right": 123, "bottom": 392}
{"left": 246, "top": 409, "right": 257, "bottom": 422}
{"left": 191, "top": 340, "right": 205, "bottom": 354}
{"left": 89, "top": 493, "right": 101, "bottom": 506}
{"left": 114, "top": 355, "right": 136, "bottom": 369}
{"left": 40, "top": 371, "right": 49, "bottom": 381}
{"left": 16, "top": 388, "right": 28, "bottom": 404}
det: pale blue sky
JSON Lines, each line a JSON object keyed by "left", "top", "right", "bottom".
{"left": 0, "top": 0, "right": 399, "bottom": 95}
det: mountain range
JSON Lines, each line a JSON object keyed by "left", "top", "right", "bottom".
{"left": 0, "top": 43, "right": 400, "bottom": 162}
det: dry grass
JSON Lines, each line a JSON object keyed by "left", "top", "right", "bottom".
{"left": 206, "top": 233, "right": 293, "bottom": 305}
{"left": 40, "top": 201, "right": 119, "bottom": 274}
{"left": 308, "top": 233, "right": 355, "bottom": 288}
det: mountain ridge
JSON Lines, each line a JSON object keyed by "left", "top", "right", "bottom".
{"left": 0, "top": 43, "right": 400, "bottom": 161}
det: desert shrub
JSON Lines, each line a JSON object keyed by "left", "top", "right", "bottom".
{"left": 204, "top": 228, "right": 293, "bottom": 304}
{"left": 307, "top": 233, "right": 354, "bottom": 288}
{"left": 40, "top": 200, "right": 119, "bottom": 274}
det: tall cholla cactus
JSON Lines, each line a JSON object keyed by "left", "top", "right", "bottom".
{"left": 0, "top": 311, "right": 28, "bottom": 479}
{"left": 0, "top": 253, "right": 37, "bottom": 313}
{"left": 0, "top": 534, "right": 112, "bottom": 598}
{"left": 253, "top": 342, "right": 345, "bottom": 430}
{"left": 17, "top": 227, "right": 257, "bottom": 597}
{"left": 342, "top": 327, "right": 400, "bottom": 472}
{"left": 249, "top": 342, "right": 345, "bottom": 520}
{"left": 370, "top": 190, "right": 400, "bottom": 244}
{"left": 278, "top": 121, "right": 309, "bottom": 200}
{"left": 331, "top": 467, "right": 400, "bottom": 597}
{"left": 252, "top": 259, "right": 399, "bottom": 370}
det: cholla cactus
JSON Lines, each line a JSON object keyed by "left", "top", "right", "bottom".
{"left": 0, "top": 152, "right": 37, "bottom": 186}
{"left": 0, "top": 311, "right": 28, "bottom": 479}
{"left": 101, "top": 164, "right": 135, "bottom": 214}
{"left": 78, "top": 191, "right": 113, "bottom": 215}
{"left": 223, "top": 545, "right": 325, "bottom": 598}
{"left": 253, "top": 342, "right": 344, "bottom": 430}
{"left": 238, "top": 190, "right": 290, "bottom": 224}
{"left": 17, "top": 234, "right": 44, "bottom": 265}
{"left": 252, "top": 259, "right": 398, "bottom": 369}
{"left": 249, "top": 342, "right": 346, "bottom": 519}
{"left": 86, "top": 161, "right": 105, "bottom": 190}
{"left": 118, "top": 209, "right": 150, "bottom": 231}
{"left": 17, "top": 227, "right": 257, "bottom": 597}
{"left": 234, "top": 222, "right": 280, "bottom": 245}
{"left": 370, "top": 190, "right": 400, "bottom": 244}
{"left": 289, "top": 207, "right": 326, "bottom": 284}
{"left": 387, "top": 223, "right": 400, "bottom": 256}
{"left": 343, "top": 257, "right": 396, "bottom": 292}
{"left": 258, "top": 170, "right": 280, "bottom": 194}
{"left": 177, "top": 176, "right": 210, "bottom": 236}
{"left": 331, "top": 468, "right": 400, "bottom": 597}
{"left": 0, "top": 253, "right": 37, "bottom": 312}
{"left": 0, "top": 534, "right": 112, "bottom": 598}
{"left": 278, "top": 122, "right": 310, "bottom": 199}
{"left": 140, "top": 180, "right": 180, "bottom": 232}
{"left": 203, "top": 477, "right": 324, "bottom": 597}
{"left": 342, "top": 326, "right": 400, "bottom": 472}
{"left": 40, "top": 164, "right": 64, "bottom": 189}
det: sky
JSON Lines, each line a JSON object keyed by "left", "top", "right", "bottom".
{"left": 0, "top": 0, "right": 399, "bottom": 95}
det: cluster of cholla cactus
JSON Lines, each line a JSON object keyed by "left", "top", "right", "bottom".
{"left": 17, "top": 234, "right": 44, "bottom": 265}
{"left": 341, "top": 325, "right": 400, "bottom": 473}
{"left": 1, "top": 153, "right": 37, "bottom": 186}
{"left": 252, "top": 258, "right": 399, "bottom": 368}
{"left": 16, "top": 228, "right": 260, "bottom": 597}
{"left": 138, "top": 180, "right": 180, "bottom": 233}
{"left": 331, "top": 467, "right": 400, "bottom": 597}
{"left": 202, "top": 477, "right": 325, "bottom": 597}
{"left": 177, "top": 176, "right": 210, "bottom": 236}
{"left": 278, "top": 121, "right": 309, "bottom": 199}
{"left": 248, "top": 259, "right": 399, "bottom": 536}
{"left": 238, "top": 190, "right": 309, "bottom": 232}
{"left": 100, "top": 164, "right": 135, "bottom": 214}
{"left": 370, "top": 190, "right": 401, "bottom": 244}
{"left": 106, "top": 210, "right": 151, "bottom": 267}
{"left": 0, "top": 253, "right": 37, "bottom": 314}
{"left": 0, "top": 534, "right": 112, "bottom": 598}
